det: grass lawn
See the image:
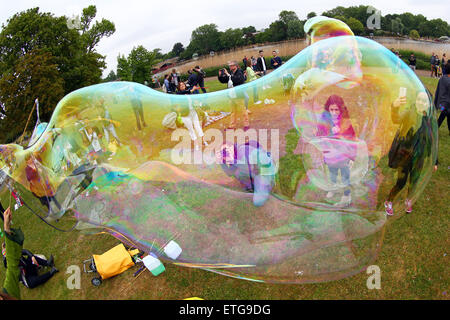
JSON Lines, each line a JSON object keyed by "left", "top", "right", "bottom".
{"left": 0, "top": 76, "right": 448, "bottom": 300}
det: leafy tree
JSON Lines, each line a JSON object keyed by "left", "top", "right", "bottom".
{"left": 322, "top": 6, "right": 347, "bottom": 18}
{"left": 287, "top": 20, "right": 304, "bottom": 39}
{"left": 116, "top": 54, "right": 131, "bottom": 81}
{"left": 279, "top": 10, "right": 299, "bottom": 26}
{"left": 220, "top": 28, "right": 245, "bottom": 49}
{"left": 254, "top": 29, "right": 272, "bottom": 43}
{"left": 346, "top": 17, "right": 364, "bottom": 35}
{"left": 0, "top": 6, "right": 114, "bottom": 143}
{"left": 189, "top": 24, "right": 222, "bottom": 55}
{"left": 0, "top": 49, "right": 64, "bottom": 142}
{"left": 0, "top": 6, "right": 115, "bottom": 95}
{"left": 391, "top": 17, "right": 404, "bottom": 35}
{"left": 409, "top": 29, "right": 420, "bottom": 40}
{"left": 268, "top": 20, "right": 287, "bottom": 42}
{"left": 171, "top": 42, "right": 185, "bottom": 56}
{"left": 103, "top": 70, "right": 117, "bottom": 82}
{"left": 307, "top": 12, "right": 317, "bottom": 19}
{"left": 116, "top": 46, "right": 160, "bottom": 84}
{"left": 79, "top": 5, "right": 115, "bottom": 53}
{"left": 242, "top": 26, "right": 257, "bottom": 44}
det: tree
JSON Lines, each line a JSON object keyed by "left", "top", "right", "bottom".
{"left": 220, "top": 28, "right": 245, "bottom": 49}
{"left": 116, "top": 46, "right": 161, "bottom": 84}
{"left": 287, "top": 20, "right": 304, "bottom": 39}
{"left": 0, "top": 49, "right": 64, "bottom": 142}
{"left": 409, "top": 29, "right": 420, "bottom": 40}
{"left": 79, "top": 5, "right": 115, "bottom": 53}
{"left": 254, "top": 29, "right": 271, "bottom": 43}
{"left": 279, "top": 10, "right": 299, "bottom": 26}
{"left": 103, "top": 70, "right": 117, "bottom": 82}
{"left": 346, "top": 17, "right": 364, "bottom": 35}
{"left": 116, "top": 54, "right": 131, "bottom": 81}
{"left": 307, "top": 12, "right": 317, "bottom": 19}
{"left": 391, "top": 17, "right": 404, "bottom": 35}
{"left": 0, "top": 6, "right": 115, "bottom": 95}
{"left": 171, "top": 42, "right": 185, "bottom": 56}
{"left": 189, "top": 24, "right": 222, "bottom": 55}
{"left": 242, "top": 26, "right": 257, "bottom": 44}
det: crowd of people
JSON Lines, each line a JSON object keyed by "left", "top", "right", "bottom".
{"left": 429, "top": 52, "right": 447, "bottom": 78}
{"left": 163, "top": 67, "right": 206, "bottom": 95}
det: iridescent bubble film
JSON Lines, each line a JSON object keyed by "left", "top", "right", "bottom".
{"left": 0, "top": 17, "right": 438, "bottom": 283}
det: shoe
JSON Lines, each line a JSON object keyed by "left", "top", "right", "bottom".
{"left": 405, "top": 199, "right": 413, "bottom": 213}
{"left": 254, "top": 100, "right": 262, "bottom": 105}
{"left": 326, "top": 191, "right": 334, "bottom": 199}
{"left": 47, "top": 255, "right": 54, "bottom": 267}
{"left": 335, "top": 195, "right": 351, "bottom": 207}
{"left": 264, "top": 98, "right": 270, "bottom": 104}
{"left": 384, "top": 201, "right": 394, "bottom": 216}
{"left": 270, "top": 99, "right": 275, "bottom": 104}
{"left": 50, "top": 267, "right": 59, "bottom": 275}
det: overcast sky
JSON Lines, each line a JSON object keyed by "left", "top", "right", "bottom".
{"left": 2, "top": 1, "right": 449, "bottom": 77}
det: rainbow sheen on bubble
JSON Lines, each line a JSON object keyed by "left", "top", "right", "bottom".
{"left": 0, "top": 16, "right": 438, "bottom": 283}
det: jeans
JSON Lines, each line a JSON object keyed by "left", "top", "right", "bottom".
{"left": 328, "top": 165, "right": 351, "bottom": 196}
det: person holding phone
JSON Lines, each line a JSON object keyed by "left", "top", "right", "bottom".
{"left": 385, "top": 90, "right": 433, "bottom": 216}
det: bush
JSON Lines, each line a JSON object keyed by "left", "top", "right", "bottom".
{"left": 409, "top": 29, "right": 420, "bottom": 40}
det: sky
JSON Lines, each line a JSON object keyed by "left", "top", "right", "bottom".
{"left": 1, "top": 0, "right": 449, "bottom": 77}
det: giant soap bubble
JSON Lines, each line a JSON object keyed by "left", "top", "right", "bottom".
{"left": 0, "top": 16, "right": 438, "bottom": 283}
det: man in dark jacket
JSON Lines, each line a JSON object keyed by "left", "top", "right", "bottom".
{"left": 218, "top": 61, "right": 249, "bottom": 129}
{"left": 408, "top": 54, "right": 416, "bottom": 71}
{"left": 255, "top": 50, "right": 267, "bottom": 75}
{"left": 434, "top": 62, "right": 450, "bottom": 134}
{"left": 194, "top": 66, "right": 207, "bottom": 93}
{"left": 187, "top": 70, "right": 199, "bottom": 94}
{"left": 430, "top": 53, "right": 436, "bottom": 77}
{"left": 270, "top": 50, "right": 282, "bottom": 69}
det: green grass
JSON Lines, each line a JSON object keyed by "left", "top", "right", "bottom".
{"left": 0, "top": 76, "right": 448, "bottom": 300}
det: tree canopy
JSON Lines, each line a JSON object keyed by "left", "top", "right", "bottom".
{"left": 0, "top": 6, "right": 115, "bottom": 143}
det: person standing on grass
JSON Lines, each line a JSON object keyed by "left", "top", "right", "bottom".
{"left": 194, "top": 66, "right": 207, "bottom": 93}
{"left": 430, "top": 53, "right": 436, "bottom": 77}
{"left": 434, "top": 63, "right": 450, "bottom": 135}
{"left": 385, "top": 91, "right": 433, "bottom": 216}
{"left": 245, "top": 59, "right": 262, "bottom": 105}
{"left": 218, "top": 61, "right": 250, "bottom": 130}
{"left": 408, "top": 53, "right": 416, "bottom": 71}
{"left": 256, "top": 50, "right": 267, "bottom": 76}
{"left": 270, "top": 50, "right": 282, "bottom": 69}
{"left": 442, "top": 54, "right": 447, "bottom": 76}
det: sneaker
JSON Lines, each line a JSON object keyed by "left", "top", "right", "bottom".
{"left": 254, "top": 100, "right": 262, "bottom": 105}
{"left": 270, "top": 99, "right": 275, "bottom": 104}
{"left": 384, "top": 201, "right": 393, "bottom": 216}
{"left": 326, "top": 191, "right": 334, "bottom": 199}
{"left": 405, "top": 199, "right": 413, "bottom": 213}
{"left": 264, "top": 98, "right": 270, "bottom": 104}
{"left": 335, "top": 195, "right": 351, "bottom": 207}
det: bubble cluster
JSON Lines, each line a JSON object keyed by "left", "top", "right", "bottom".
{"left": 0, "top": 17, "right": 438, "bottom": 283}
